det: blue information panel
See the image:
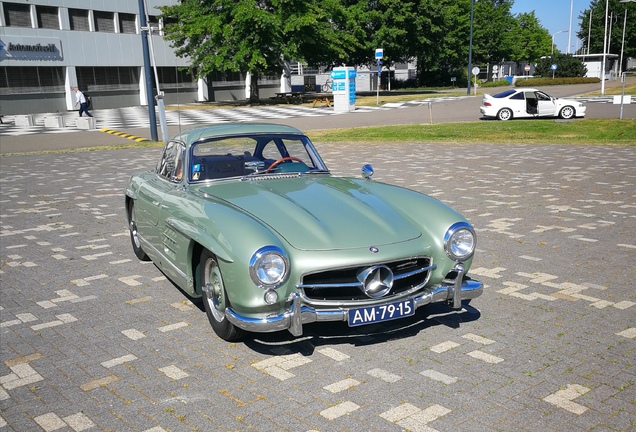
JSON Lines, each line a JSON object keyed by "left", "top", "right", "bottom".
{"left": 330, "top": 67, "right": 356, "bottom": 112}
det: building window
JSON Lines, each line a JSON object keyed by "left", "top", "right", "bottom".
{"left": 69, "top": 9, "right": 90, "bottom": 31}
{"left": 119, "top": 67, "right": 138, "bottom": 85}
{"left": 210, "top": 71, "right": 243, "bottom": 84}
{"left": 3, "top": 3, "right": 32, "bottom": 28}
{"left": 77, "top": 67, "right": 140, "bottom": 91}
{"left": 0, "top": 67, "right": 64, "bottom": 94}
{"left": 147, "top": 15, "right": 159, "bottom": 29}
{"left": 155, "top": 67, "right": 196, "bottom": 89}
{"left": 119, "top": 13, "right": 137, "bottom": 34}
{"left": 93, "top": 11, "right": 115, "bottom": 33}
{"left": 36, "top": 6, "right": 59, "bottom": 29}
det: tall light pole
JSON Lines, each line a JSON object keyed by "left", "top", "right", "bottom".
{"left": 601, "top": 0, "right": 609, "bottom": 95}
{"left": 619, "top": 8, "right": 627, "bottom": 76}
{"left": 568, "top": 0, "right": 574, "bottom": 53}
{"left": 619, "top": 0, "right": 636, "bottom": 76}
{"left": 467, "top": 0, "right": 476, "bottom": 95}
{"left": 587, "top": 9, "right": 593, "bottom": 55}
{"left": 552, "top": 30, "right": 568, "bottom": 55}
{"left": 138, "top": 0, "right": 158, "bottom": 141}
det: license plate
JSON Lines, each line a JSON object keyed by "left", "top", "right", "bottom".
{"left": 348, "top": 299, "right": 414, "bottom": 327}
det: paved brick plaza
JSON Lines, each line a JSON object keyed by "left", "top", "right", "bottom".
{"left": 1, "top": 142, "right": 634, "bottom": 431}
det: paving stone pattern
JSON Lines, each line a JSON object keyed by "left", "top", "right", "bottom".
{"left": 0, "top": 143, "right": 634, "bottom": 431}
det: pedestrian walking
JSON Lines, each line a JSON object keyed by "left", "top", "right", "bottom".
{"left": 72, "top": 86, "right": 93, "bottom": 117}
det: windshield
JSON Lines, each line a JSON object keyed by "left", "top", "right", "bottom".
{"left": 188, "top": 133, "right": 328, "bottom": 182}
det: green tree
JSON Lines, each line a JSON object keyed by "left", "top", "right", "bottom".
{"left": 415, "top": 0, "right": 527, "bottom": 86}
{"left": 510, "top": 12, "right": 553, "bottom": 63}
{"left": 578, "top": 0, "right": 636, "bottom": 71}
{"left": 414, "top": 0, "right": 474, "bottom": 86}
{"left": 159, "top": 0, "right": 559, "bottom": 92}
{"left": 471, "top": 0, "right": 517, "bottom": 65}
{"left": 160, "top": 0, "right": 363, "bottom": 101}
{"left": 534, "top": 53, "right": 587, "bottom": 77}
{"left": 352, "top": 0, "right": 419, "bottom": 66}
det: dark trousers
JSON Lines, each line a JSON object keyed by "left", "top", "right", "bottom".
{"left": 79, "top": 103, "right": 93, "bottom": 117}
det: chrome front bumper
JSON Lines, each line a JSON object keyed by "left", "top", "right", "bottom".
{"left": 225, "top": 269, "right": 483, "bottom": 337}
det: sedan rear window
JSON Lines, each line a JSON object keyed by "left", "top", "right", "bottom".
{"left": 493, "top": 89, "right": 517, "bottom": 98}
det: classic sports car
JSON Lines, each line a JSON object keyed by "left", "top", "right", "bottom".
{"left": 125, "top": 123, "right": 482, "bottom": 341}
{"left": 480, "top": 88, "right": 586, "bottom": 121}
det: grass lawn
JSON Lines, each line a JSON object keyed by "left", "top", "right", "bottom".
{"left": 306, "top": 118, "right": 636, "bottom": 146}
{"left": 581, "top": 83, "right": 636, "bottom": 96}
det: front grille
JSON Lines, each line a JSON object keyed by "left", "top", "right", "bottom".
{"left": 299, "top": 257, "right": 434, "bottom": 301}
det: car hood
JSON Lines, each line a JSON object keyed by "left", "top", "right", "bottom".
{"left": 192, "top": 176, "right": 423, "bottom": 250}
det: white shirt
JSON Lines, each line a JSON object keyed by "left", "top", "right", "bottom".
{"left": 75, "top": 90, "right": 86, "bottom": 104}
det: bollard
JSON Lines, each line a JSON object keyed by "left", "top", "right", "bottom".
{"left": 14, "top": 114, "right": 35, "bottom": 127}
{"left": 76, "top": 117, "right": 96, "bottom": 130}
{"left": 44, "top": 116, "right": 65, "bottom": 128}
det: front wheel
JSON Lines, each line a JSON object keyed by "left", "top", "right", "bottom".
{"left": 559, "top": 106, "right": 575, "bottom": 119}
{"left": 128, "top": 202, "right": 150, "bottom": 261}
{"left": 199, "top": 250, "right": 246, "bottom": 341}
{"left": 497, "top": 108, "right": 513, "bottom": 121}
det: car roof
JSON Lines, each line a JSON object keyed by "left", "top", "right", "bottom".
{"left": 171, "top": 123, "right": 306, "bottom": 145}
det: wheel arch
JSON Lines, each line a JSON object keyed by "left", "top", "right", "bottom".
{"left": 190, "top": 241, "right": 206, "bottom": 296}
{"left": 559, "top": 105, "right": 575, "bottom": 119}
{"left": 497, "top": 107, "right": 513, "bottom": 120}
{"left": 124, "top": 195, "right": 133, "bottom": 223}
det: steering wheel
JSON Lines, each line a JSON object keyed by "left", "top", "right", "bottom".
{"left": 265, "top": 156, "right": 304, "bottom": 172}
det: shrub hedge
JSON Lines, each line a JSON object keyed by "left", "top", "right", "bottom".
{"left": 480, "top": 80, "right": 511, "bottom": 88}
{"left": 515, "top": 77, "right": 601, "bottom": 87}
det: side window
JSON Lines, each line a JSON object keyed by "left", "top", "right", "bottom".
{"left": 281, "top": 139, "right": 315, "bottom": 167}
{"left": 261, "top": 141, "right": 284, "bottom": 161}
{"left": 510, "top": 92, "right": 525, "bottom": 100}
{"left": 157, "top": 141, "right": 185, "bottom": 182}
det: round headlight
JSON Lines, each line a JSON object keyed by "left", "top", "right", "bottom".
{"left": 444, "top": 222, "right": 476, "bottom": 261}
{"left": 249, "top": 246, "right": 289, "bottom": 288}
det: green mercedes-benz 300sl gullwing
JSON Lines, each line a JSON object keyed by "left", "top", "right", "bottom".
{"left": 125, "top": 123, "right": 482, "bottom": 341}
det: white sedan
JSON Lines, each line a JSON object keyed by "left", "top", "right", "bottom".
{"left": 480, "top": 88, "right": 586, "bottom": 121}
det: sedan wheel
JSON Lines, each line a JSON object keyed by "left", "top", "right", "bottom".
{"left": 128, "top": 202, "right": 150, "bottom": 261}
{"left": 559, "top": 106, "right": 575, "bottom": 119}
{"left": 199, "top": 250, "right": 246, "bottom": 341}
{"left": 497, "top": 108, "right": 513, "bottom": 121}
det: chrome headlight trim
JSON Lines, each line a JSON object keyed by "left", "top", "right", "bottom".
{"left": 444, "top": 222, "right": 476, "bottom": 262}
{"left": 249, "top": 246, "right": 289, "bottom": 288}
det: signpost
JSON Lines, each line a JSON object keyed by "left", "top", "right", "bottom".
{"left": 617, "top": 71, "right": 633, "bottom": 120}
{"left": 375, "top": 48, "right": 383, "bottom": 105}
{"left": 492, "top": 64, "right": 499, "bottom": 81}
{"left": 524, "top": 64, "right": 531, "bottom": 76}
{"left": 472, "top": 66, "right": 479, "bottom": 95}
{"left": 551, "top": 63, "right": 558, "bottom": 79}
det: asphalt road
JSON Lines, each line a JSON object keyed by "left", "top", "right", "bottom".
{"left": 0, "top": 83, "right": 635, "bottom": 432}
{"left": 0, "top": 80, "right": 634, "bottom": 154}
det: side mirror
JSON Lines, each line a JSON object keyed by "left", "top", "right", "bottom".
{"left": 361, "top": 164, "right": 374, "bottom": 180}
